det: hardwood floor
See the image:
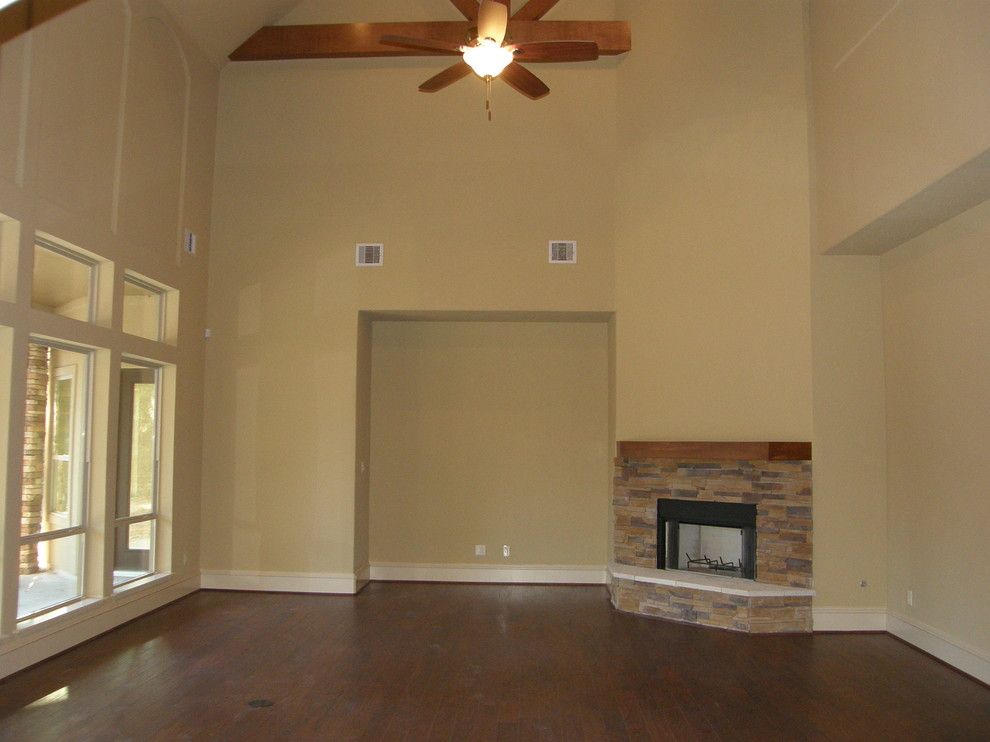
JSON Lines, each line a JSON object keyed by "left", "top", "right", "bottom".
{"left": 0, "top": 584, "right": 988, "bottom": 740}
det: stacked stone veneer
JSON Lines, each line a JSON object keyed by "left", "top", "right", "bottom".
{"left": 611, "top": 455, "right": 813, "bottom": 633}
{"left": 21, "top": 343, "right": 49, "bottom": 574}
{"left": 610, "top": 578, "right": 812, "bottom": 633}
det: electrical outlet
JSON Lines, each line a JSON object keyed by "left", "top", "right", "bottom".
{"left": 475, "top": 544, "right": 486, "bottom": 557}
{"left": 503, "top": 544, "right": 510, "bottom": 558}
{"left": 907, "top": 590, "right": 914, "bottom": 607}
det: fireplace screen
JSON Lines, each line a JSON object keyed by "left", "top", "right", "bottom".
{"left": 657, "top": 499, "right": 757, "bottom": 579}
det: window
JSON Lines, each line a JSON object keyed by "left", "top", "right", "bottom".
{"left": 3, "top": 228, "right": 179, "bottom": 637}
{"left": 48, "top": 369, "right": 75, "bottom": 514}
{"left": 31, "top": 240, "right": 97, "bottom": 322}
{"left": 113, "top": 361, "right": 160, "bottom": 587}
{"left": 18, "top": 341, "right": 91, "bottom": 622}
{"left": 122, "top": 275, "right": 165, "bottom": 341}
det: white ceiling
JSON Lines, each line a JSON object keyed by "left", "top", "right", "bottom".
{"left": 156, "top": 0, "right": 302, "bottom": 68}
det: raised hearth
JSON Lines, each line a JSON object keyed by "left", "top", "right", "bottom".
{"left": 610, "top": 441, "right": 813, "bottom": 633}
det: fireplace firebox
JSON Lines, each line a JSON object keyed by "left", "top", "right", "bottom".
{"left": 657, "top": 499, "right": 757, "bottom": 580}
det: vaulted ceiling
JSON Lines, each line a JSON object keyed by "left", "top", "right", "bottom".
{"left": 156, "top": 0, "right": 301, "bottom": 67}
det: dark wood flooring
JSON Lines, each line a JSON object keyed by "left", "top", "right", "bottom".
{"left": 0, "top": 584, "right": 988, "bottom": 740}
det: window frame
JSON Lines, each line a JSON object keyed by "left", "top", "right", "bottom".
{"left": 32, "top": 238, "right": 100, "bottom": 324}
{"left": 121, "top": 273, "right": 167, "bottom": 342}
{"left": 16, "top": 339, "right": 94, "bottom": 623}
{"left": 47, "top": 366, "right": 75, "bottom": 516}
{"left": 112, "top": 359, "right": 163, "bottom": 590}
{"left": 3, "top": 227, "right": 181, "bottom": 640}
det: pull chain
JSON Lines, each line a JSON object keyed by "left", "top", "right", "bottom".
{"left": 485, "top": 75, "right": 493, "bottom": 121}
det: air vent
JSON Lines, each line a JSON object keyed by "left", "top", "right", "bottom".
{"left": 549, "top": 240, "right": 577, "bottom": 264}
{"left": 356, "top": 243, "right": 383, "bottom": 267}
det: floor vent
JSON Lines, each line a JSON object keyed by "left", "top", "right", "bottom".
{"left": 356, "top": 243, "right": 383, "bottom": 266}
{"left": 549, "top": 240, "right": 577, "bottom": 264}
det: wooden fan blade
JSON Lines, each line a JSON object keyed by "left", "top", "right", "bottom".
{"left": 509, "top": 40, "right": 599, "bottom": 62}
{"left": 500, "top": 62, "right": 549, "bottom": 100}
{"left": 513, "top": 0, "right": 560, "bottom": 21}
{"left": 449, "top": 0, "right": 479, "bottom": 20}
{"left": 380, "top": 35, "right": 463, "bottom": 55}
{"left": 420, "top": 61, "right": 473, "bottom": 93}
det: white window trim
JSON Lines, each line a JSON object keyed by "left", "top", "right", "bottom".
{"left": 112, "top": 360, "right": 163, "bottom": 590}
{"left": 34, "top": 237, "right": 100, "bottom": 324}
{"left": 15, "top": 340, "right": 94, "bottom": 624}
{"left": 122, "top": 273, "right": 167, "bottom": 342}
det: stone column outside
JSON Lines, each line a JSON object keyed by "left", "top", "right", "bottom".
{"left": 20, "top": 343, "right": 49, "bottom": 575}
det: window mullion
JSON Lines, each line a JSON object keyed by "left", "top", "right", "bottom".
{"left": 18, "top": 525, "right": 86, "bottom": 546}
{"left": 112, "top": 513, "right": 156, "bottom": 528}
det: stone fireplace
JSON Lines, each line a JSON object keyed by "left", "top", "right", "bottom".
{"left": 609, "top": 441, "right": 814, "bottom": 633}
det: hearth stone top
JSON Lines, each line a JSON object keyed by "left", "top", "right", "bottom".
{"left": 608, "top": 563, "right": 815, "bottom": 598}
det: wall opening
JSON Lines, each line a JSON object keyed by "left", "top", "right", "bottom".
{"left": 356, "top": 311, "right": 615, "bottom": 580}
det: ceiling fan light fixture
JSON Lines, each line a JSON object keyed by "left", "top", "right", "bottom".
{"left": 463, "top": 39, "right": 514, "bottom": 79}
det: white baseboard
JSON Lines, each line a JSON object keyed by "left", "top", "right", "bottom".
{"left": 369, "top": 562, "right": 607, "bottom": 584}
{"left": 813, "top": 607, "right": 888, "bottom": 632}
{"left": 200, "top": 569, "right": 364, "bottom": 594}
{"left": 887, "top": 611, "right": 990, "bottom": 685}
{"left": 0, "top": 574, "right": 199, "bottom": 680}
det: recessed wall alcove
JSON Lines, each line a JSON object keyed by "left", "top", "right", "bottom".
{"left": 354, "top": 311, "right": 615, "bottom": 584}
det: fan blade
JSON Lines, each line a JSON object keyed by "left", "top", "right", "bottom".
{"left": 379, "top": 35, "right": 463, "bottom": 55}
{"left": 420, "top": 62, "right": 473, "bottom": 93}
{"left": 513, "top": 0, "right": 560, "bottom": 21}
{"left": 509, "top": 40, "right": 599, "bottom": 62}
{"left": 478, "top": 1, "right": 508, "bottom": 45}
{"left": 500, "top": 62, "right": 549, "bottom": 100}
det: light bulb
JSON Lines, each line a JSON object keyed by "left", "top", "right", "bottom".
{"left": 462, "top": 39, "right": 514, "bottom": 79}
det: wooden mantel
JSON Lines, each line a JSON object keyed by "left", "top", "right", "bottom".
{"left": 617, "top": 441, "right": 812, "bottom": 462}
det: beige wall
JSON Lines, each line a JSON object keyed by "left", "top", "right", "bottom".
{"left": 810, "top": 0, "right": 990, "bottom": 254}
{"left": 808, "top": 0, "right": 990, "bottom": 657}
{"left": 201, "top": 0, "right": 618, "bottom": 577}
{"left": 613, "top": 0, "right": 813, "bottom": 442}
{"left": 881, "top": 199, "right": 990, "bottom": 657}
{"left": 810, "top": 254, "right": 887, "bottom": 608}
{"left": 369, "top": 321, "right": 609, "bottom": 567}
{"left": 0, "top": 0, "right": 217, "bottom": 673}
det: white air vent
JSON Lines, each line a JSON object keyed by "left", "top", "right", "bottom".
{"left": 549, "top": 240, "right": 577, "bottom": 264}
{"left": 356, "top": 243, "right": 383, "bottom": 267}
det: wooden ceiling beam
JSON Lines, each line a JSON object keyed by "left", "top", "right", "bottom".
{"left": 0, "top": 0, "right": 92, "bottom": 46}
{"left": 229, "top": 20, "right": 630, "bottom": 62}
{"left": 448, "top": 0, "right": 479, "bottom": 21}
{"left": 513, "top": 0, "right": 561, "bottom": 21}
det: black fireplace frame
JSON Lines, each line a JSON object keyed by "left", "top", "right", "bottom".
{"left": 656, "top": 499, "right": 758, "bottom": 579}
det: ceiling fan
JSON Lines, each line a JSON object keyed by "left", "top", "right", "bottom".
{"left": 230, "top": 0, "right": 631, "bottom": 119}
{"left": 380, "top": 0, "right": 598, "bottom": 112}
